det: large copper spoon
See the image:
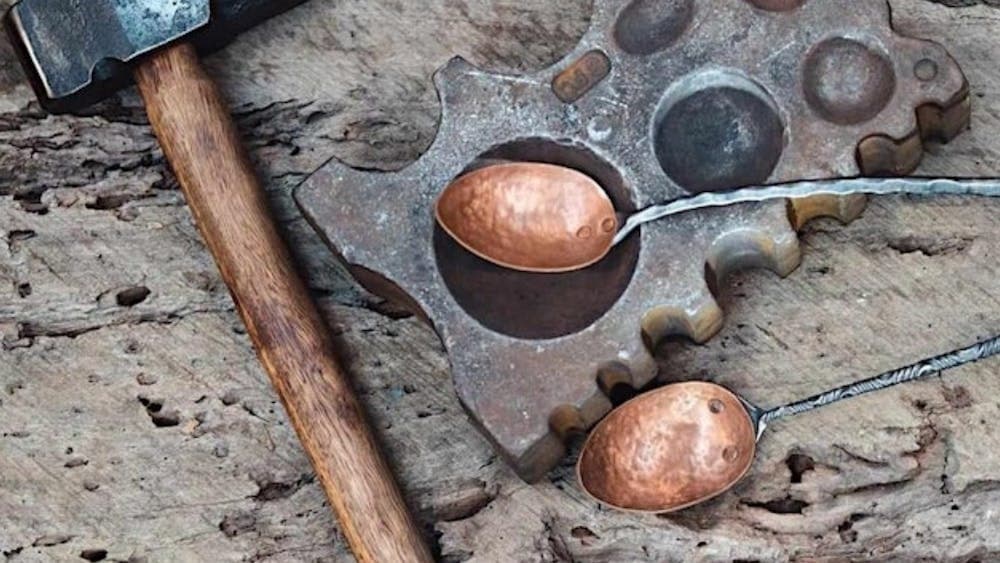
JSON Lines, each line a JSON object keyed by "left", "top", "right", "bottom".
{"left": 436, "top": 162, "right": 1000, "bottom": 272}
{"left": 577, "top": 335, "right": 1000, "bottom": 513}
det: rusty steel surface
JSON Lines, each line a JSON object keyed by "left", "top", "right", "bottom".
{"left": 295, "top": 0, "right": 970, "bottom": 481}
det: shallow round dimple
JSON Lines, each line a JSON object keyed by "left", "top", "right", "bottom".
{"left": 601, "top": 218, "right": 617, "bottom": 233}
{"left": 915, "top": 58, "right": 939, "bottom": 82}
{"left": 723, "top": 446, "right": 740, "bottom": 462}
{"left": 577, "top": 226, "right": 594, "bottom": 239}
{"left": 803, "top": 37, "right": 897, "bottom": 125}
{"left": 614, "top": 0, "right": 695, "bottom": 56}
{"left": 746, "top": 0, "right": 806, "bottom": 11}
{"left": 588, "top": 116, "right": 613, "bottom": 142}
{"left": 709, "top": 399, "right": 725, "bottom": 414}
{"left": 654, "top": 72, "right": 786, "bottom": 193}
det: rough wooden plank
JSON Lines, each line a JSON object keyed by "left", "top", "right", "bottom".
{"left": 2, "top": 1, "right": 1000, "bottom": 561}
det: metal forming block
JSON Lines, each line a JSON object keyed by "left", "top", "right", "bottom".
{"left": 296, "top": 0, "right": 969, "bottom": 481}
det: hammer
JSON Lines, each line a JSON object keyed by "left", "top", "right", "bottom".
{"left": 4, "top": 1, "right": 432, "bottom": 561}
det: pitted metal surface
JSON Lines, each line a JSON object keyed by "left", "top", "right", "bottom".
{"left": 295, "top": 0, "right": 970, "bottom": 481}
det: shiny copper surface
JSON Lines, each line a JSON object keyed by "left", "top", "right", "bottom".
{"left": 577, "top": 382, "right": 756, "bottom": 513}
{"left": 434, "top": 162, "right": 618, "bottom": 273}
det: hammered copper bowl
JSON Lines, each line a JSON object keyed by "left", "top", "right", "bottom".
{"left": 435, "top": 162, "right": 619, "bottom": 273}
{"left": 577, "top": 381, "right": 757, "bottom": 513}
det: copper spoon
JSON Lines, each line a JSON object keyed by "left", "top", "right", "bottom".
{"left": 577, "top": 335, "right": 1000, "bottom": 514}
{"left": 435, "top": 162, "right": 1000, "bottom": 273}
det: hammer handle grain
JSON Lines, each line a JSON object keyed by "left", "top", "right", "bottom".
{"left": 133, "top": 43, "right": 432, "bottom": 563}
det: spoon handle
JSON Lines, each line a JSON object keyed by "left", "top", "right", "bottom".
{"left": 758, "top": 335, "right": 1000, "bottom": 427}
{"left": 615, "top": 178, "right": 1000, "bottom": 245}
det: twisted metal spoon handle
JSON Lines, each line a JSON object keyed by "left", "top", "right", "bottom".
{"left": 615, "top": 178, "right": 1000, "bottom": 245}
{"left": 758, "top": 335, "right": 1000, "bottom": 428}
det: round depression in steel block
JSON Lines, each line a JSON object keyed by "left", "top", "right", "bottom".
{"left": 746, "top": 0, "right": 806, "bottom": 11}
{"left": 803, "top": 37, "right": 897, "bottom": 125}
{"left": 434, "top": 139, "right": 640, "bottom": 340}
{"left": 653, "top": 70, "right": 786, "bottom": 193}
{"left": 613, "top": 0, "right": 695, "bottom": 56}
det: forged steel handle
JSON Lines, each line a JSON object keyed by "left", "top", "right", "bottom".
{"left": 133, "top": 43, "right": 432, "bottom": 563}
{"left": 615, "top": 177, "right": 1000, "bottom": 245}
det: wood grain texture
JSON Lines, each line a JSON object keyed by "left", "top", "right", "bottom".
{"left": 131, "top": 44, "right": 430, "bottom": 563}
{"left": 2, "top": 0, "right": 1000, "bottom": 561}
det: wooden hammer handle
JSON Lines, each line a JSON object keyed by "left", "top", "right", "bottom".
{"left": 133, "top": 43, "right": 432, "bottom": 563}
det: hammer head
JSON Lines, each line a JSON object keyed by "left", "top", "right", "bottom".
{"left": 4, "top": 0, "right": 305, "bottom": 113}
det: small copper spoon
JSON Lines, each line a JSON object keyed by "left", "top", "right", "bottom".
{"left": 577, "top": 335, "right": 1000, "bottom": 513}
{"left": 435, "top": 162, "right": 1000, "bottom": 273}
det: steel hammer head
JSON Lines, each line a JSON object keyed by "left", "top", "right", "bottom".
{"left": 4, "top": 0, "right": 305, "bottom": 113}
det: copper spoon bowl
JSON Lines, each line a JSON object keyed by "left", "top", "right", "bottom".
{"left": 577, "top": 381, "right": 756, "bottom": 513}
{"left": 434, "top": 162, "right": 619, "bottom": 273}
{"left": 578, "top": 335, "right": 1000, "bottom": 513}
